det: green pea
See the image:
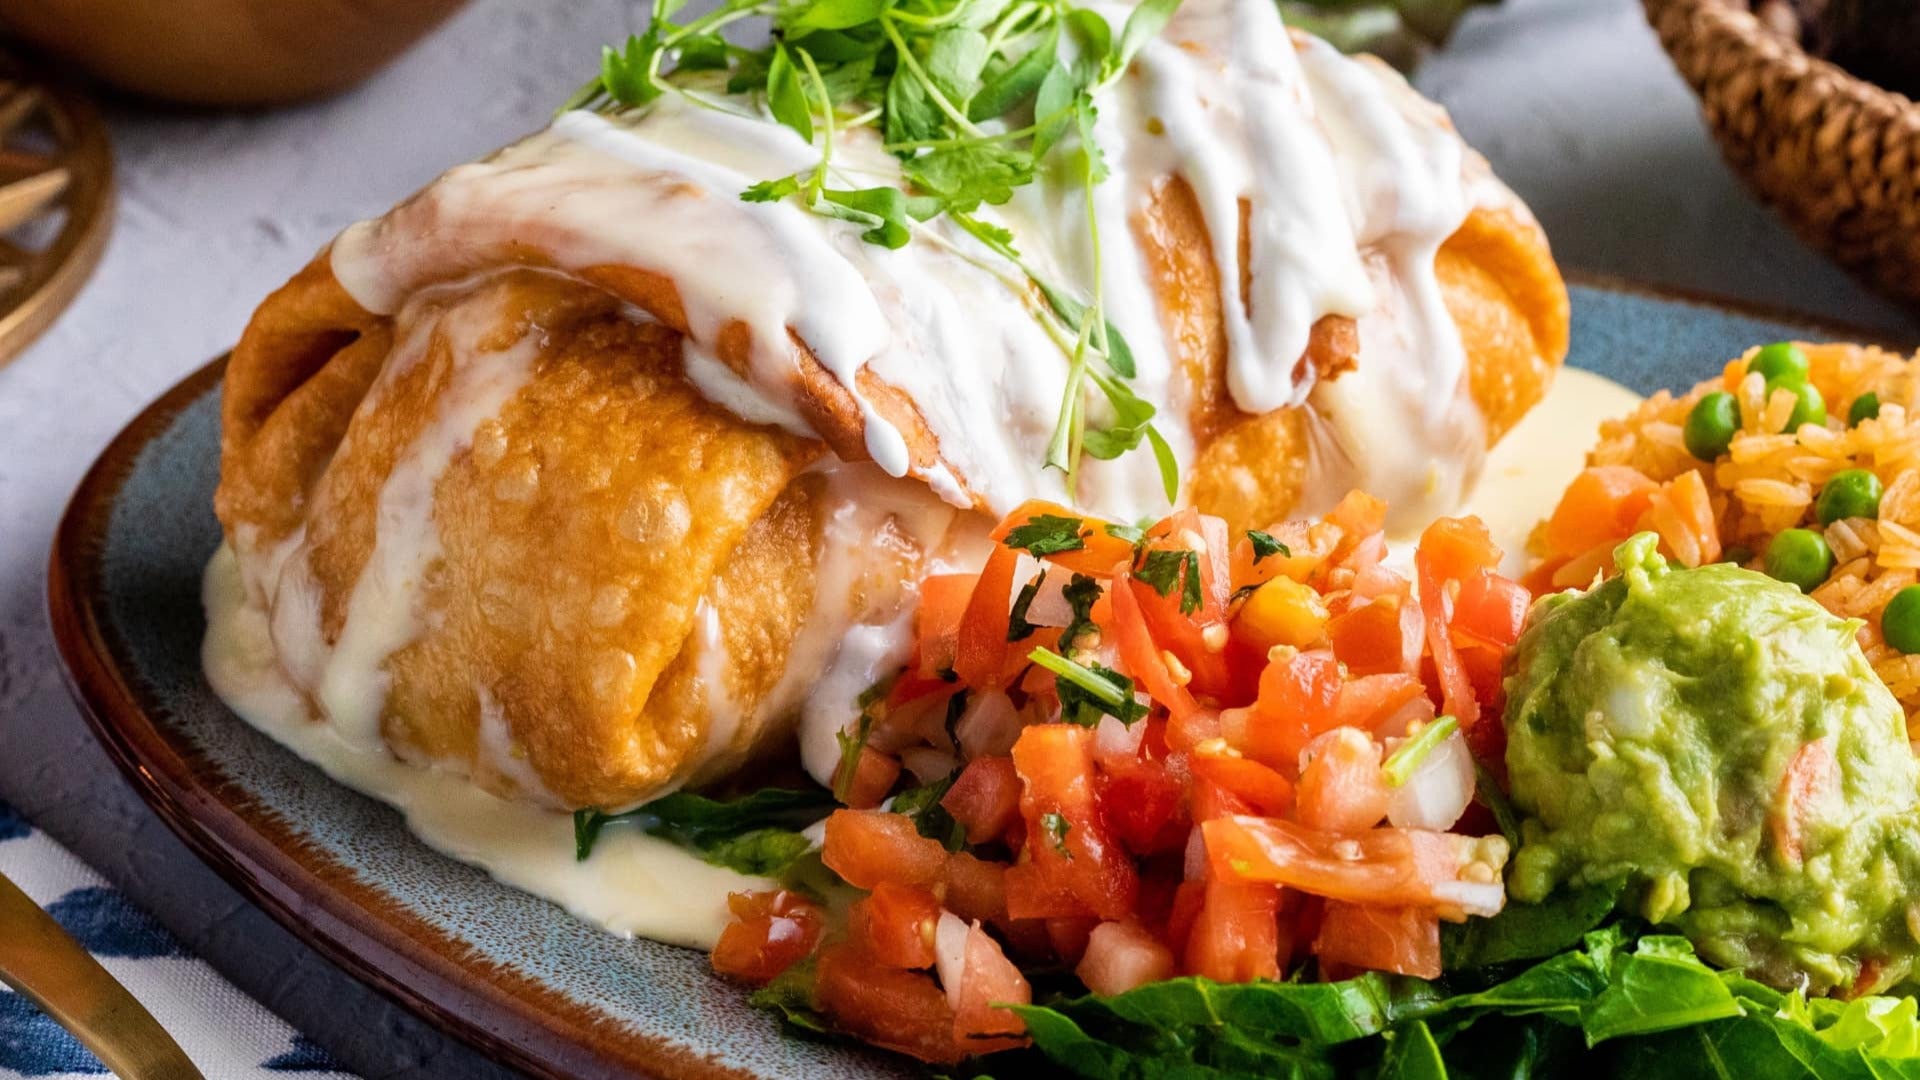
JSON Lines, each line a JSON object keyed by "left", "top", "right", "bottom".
{"left": 1775, "top": 379, "right": 1827, "bottom": 432}
{"left": 1815, "top": 468, "right": 1884, "bottom": 525}
{"left": 1764, "top": 528, "right": 1834, "bottom": 593}
{"left": 1849, "top": 392, "right": 1881, "bottom": 426}
{"left": 1683, "top": 391, "right": 1740, "bottom": 461}
{"left": 1884, "top": 586, "right": 1920, "bottom": 655}
{"left": 1749, "top": 342, "right": 1810, "bottom": 385}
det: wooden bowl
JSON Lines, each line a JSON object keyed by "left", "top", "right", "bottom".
{"left": 1643, "top": 0, "right": 1920, "bottom": 309}
{"left": 0, "top": 0, "right": 469, "bottom": 107}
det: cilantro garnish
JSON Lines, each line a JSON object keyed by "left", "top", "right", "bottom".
{"left": 565, "top": 0, "right": 1185, "bottom": 499}
{"left": 1247, "top": 529, "right": 1290, "bottom": 563}
{"left": 1136, "top": 548, "right": 1202, "bottom": 615}
{"left": 1029, "top": 646, "right": 1148, "bottom": 726}
{"left": 1041, "top": 811, "right": 1073, "bottom": 857}
{"left": 1008, "top": 570, "right": 1047, "bottom": 641}
{"left": 1004, "top": 514, "right": 1088, "bottom": 556}
{"left": 1059, "top": 573, "right": 1103, "bottom": 651}
{"left": 890, "top": 772, "right": 967, "bottom": 851}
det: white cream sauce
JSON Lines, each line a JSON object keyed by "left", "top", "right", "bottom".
{"left": 204, "top": 544, "right": 753, "bottom": 950}
{"left": 327, "top": 0, "right": 1503, "bottom": 529}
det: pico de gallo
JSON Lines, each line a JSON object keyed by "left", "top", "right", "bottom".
{"left": 706, "top": 492, "right": 1526, "bottom": 1064}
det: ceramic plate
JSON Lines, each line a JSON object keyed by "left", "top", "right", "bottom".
{"left": 47, "top": 276, "right": 1910, "bottom": 1080}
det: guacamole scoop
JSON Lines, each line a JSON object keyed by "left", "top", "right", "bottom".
{"left": 1504, "top": 532, "right": 1920, "bottom": 993}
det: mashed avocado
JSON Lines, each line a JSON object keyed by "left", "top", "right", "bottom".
{"left": 1504, "top": 532, "right": 1920, "bottom": 993}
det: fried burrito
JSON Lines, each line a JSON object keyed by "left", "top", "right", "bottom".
{"left": 211, "top": 0, "right": 1568, "bottom": 810}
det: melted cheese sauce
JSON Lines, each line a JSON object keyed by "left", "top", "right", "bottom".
{"left": 203, "top": 544, "right": 751, "bottom": 949}
{"left": 328, "top": 0, "right": 1507, "bottom": 529}
{"left": 204, "top": 369, "right": 1641, "bottom": 949}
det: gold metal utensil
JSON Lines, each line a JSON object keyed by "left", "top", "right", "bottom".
{"left": 0, "top": 869, "right": 203, "bottom": 1079}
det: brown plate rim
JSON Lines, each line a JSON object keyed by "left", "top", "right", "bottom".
{"left": 43, "top": 275, "right": 1916, "bottom": 1080}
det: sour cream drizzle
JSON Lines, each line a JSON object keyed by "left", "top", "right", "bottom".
{"left": 328, "top": 0, "right": 1504, "bottom": 528}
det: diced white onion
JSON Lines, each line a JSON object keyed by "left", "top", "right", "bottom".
{"left": 901, "top": 746, "right": 959, "bottom": 785}
{"left": 935, "top": 912, "right": 971, "bottom": 1009}
{"left": 1023, "top": 565, "right": 1076, "bottom": 627}
{"left": 956, "top": 690, "right": 1022, "bottom": 759}
{"left": 1429, "top": 880, "right": 1506, "bottom": 918}
{"left": 1095, "top": 714, "right": 1145, "bottom": 759}
{"left": 1386, "top": 728, "right": 1474, "bottom": 830}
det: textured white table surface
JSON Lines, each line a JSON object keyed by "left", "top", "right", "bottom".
{"left": 0, "top": 0, "right": 1914, "bottom": 1076}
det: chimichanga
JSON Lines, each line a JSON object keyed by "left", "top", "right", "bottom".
{"left": 212, "top": 5, "right": 1567, "bottom": 811}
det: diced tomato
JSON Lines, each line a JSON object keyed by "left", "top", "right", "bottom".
{"left": 1328, "top": 594, "right": 1416, "bottom": 678}
{"left": 1184, "top": 879, "right": 1281, "bottom": 983}
{"left": 1190, "top": 776, "right": 1255, "bottom": 823}
{"left": 815, "top": 942, "right": 964, "bottom": 1065}
{"left": 850, "top": 882, "right": 942, "bottom": 969}
{"left": 1418, "top": 516, "right": 1501, "bottom": 582}
{"left": 1415, "top": 526, "right": 1481, "bottom": 730}
{"left": 1330, "top": 674, "right": 1427, "bottom": 732}
{"left": 1011, "top": 725, "right": 1138, "bottom": 921}
{"left": 1003, "top": 862, "right": 1089, "bottom": 920}
{"left": 1772, "top": 737, "right": 1835, "bottom": 865}
{"left": 1189, "top": 753, "right": 1294, "bottom": 816}
{"left": 1545, "top": 466, "right": 1658, "bottom": 558}
{"left": 836, "top": 746, "right": 902, "bottom": 809}
{"left": 1313, "top": 902, "right": 1441, "bottom": 979}
{"left": 1098, "top": 758, "right": 1190, "bottom": 855}
{"left": 1077, "top": 921, "right": 1176, "bottom": 995}
{"left": 991, "top": 499, "right": 1135, "bottom": 577}
{"left": 1326, "top": 490, "right": 1389, "bottom": 555}
{"left": 943, "top": 851, "right": 1009, "bottom": 924}
{"left": 1295, "top": 728, "right": 1391, "bottom": 832}
{"left": 952, "top": 922, "right": 1032, "bottom": 1052}
{"left": 1164, "top": 878, "right": 1206, "bottom": 956}
{"left": 1225, "top": 649, "right": 1341, "bottom": 770}
{"left": 917, "top": 574, "right": 975, "bottom": 679}
{"left": 1110, "top": 572, "right": 1200, "bottom": 722}
{"left": 1045, "top": 917, "right": 1098, "bottom": 966}
{"left": 822, "top": 809, "right": 950, "bottom": 889}
{"left": 711, "top": 890, "right": 823, "bottom": 985}
{"left": 1201, "top": 816, "right": 1500, "bottom": 916}
{"left": 955, "top": 543, "right": 1018, "bottom": 689}
{"left": 943, "top": 756, "right": 1022, "bottom": 845}
{"left": 1451, "top": 574, "right": 1531, "bottom": 650}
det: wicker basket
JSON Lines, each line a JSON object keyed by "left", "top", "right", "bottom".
{"left": 1644, "top": 0, "right": 1920, "bottom": 307}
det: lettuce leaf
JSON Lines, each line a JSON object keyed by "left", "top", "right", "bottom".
{"left": 571, "top": 787, "right": 834, "bottom": 879}
{"left": 1004, "top": 929, "right": 1920, "bottom": 1078}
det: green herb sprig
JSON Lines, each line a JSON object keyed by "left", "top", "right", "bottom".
{"left": 565, "top": 0, "right": 1185, "bottom": 500}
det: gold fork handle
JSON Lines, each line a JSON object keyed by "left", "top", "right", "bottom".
{"left": 0, "top": 870, "right": 203, "bottom": 1079}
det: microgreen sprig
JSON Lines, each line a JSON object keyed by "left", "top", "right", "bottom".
{"left": 566, "top": 0, "right": 1186, "bottom": 503}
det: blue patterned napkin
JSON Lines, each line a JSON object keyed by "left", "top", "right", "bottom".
{"left": 0, "top": 798, "right": 356, "bottom": 1079}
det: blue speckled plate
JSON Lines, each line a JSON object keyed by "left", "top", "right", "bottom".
{"left": 46, "top": 276, "right": 1908, "bottom": 1080}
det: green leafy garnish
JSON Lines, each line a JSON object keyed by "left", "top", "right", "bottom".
{"left": 1008, "top": 570, "right": 1047, "bottom": 642}
{"left": 1003, "top": 926, "right": 1920, "bottom": 1077}
{"left": 1042, "top": 811, "right": 1073, "bottom": 857}
{"left": 1059, "top": 572, "right": 1104, "bottom": 652}
{"left": 833, "top": 709, "right": 877, "bottom": 803}
{"left": 1004, "top": 514, "right": 1088, "bottom": 556}
{"left": 1029, "top": 646, "right": 1147, "bottom": 726}
{"left": 1247, "top": 529, "right": 1290, "bottom": 562}
{"left": 571, "top": 787, "right": 834, "bottom": 880}
{"left": 890, "top": 772, "right": 966, "bottom": 851}
{"left": 1136, "top": 548, "right": 1202, "bottom": 615}
{"left": 1381, "top": 715, "right": 1459, "bottom": 787}
{"left": 565, "top": 0, "right": 1185, "bottom": 501}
